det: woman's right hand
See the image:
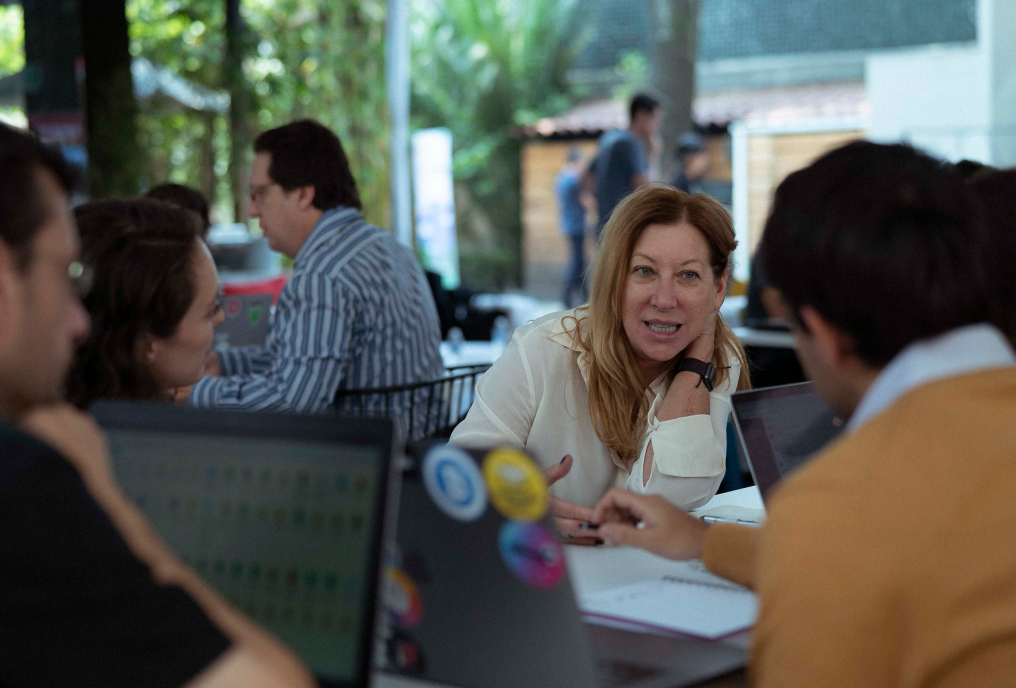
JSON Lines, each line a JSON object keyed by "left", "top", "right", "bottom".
{"left": 544, "top": 455, "right": 601, "bottom": 545}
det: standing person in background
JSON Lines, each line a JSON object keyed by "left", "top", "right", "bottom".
{"left": 145, "top": 183, "right": 212, "bottom": 239}
{"left": 588, "top": 93, "right": 662, "bottom": 238}
{"left": 670, "top": 132, "right": 710, "bottom": 196}
{"left": 556, "top": 147, "right": 592, "bottom": 308}
{"left": 188, "top": 119, "right": 443, "bottom": 413}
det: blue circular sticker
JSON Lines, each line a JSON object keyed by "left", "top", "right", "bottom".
{"left": 422, "top": 445, "right": 488, "bottom": 522}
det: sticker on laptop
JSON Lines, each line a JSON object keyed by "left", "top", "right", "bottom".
{"left": 386, "top": 628, "right": 426, "bottom": 675}
{"left": 384, "top": 567, "right": 424, "bottom": 628}
{"left": 422, "top": 444, "right": 488, "bottom": 522}
{"left": 482, "top": 448, "right": 548, "bottom": 522}
{"left": 498, "top": 521, "right": 564, "bottom": 589}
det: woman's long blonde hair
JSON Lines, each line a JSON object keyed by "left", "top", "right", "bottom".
{"left": 567, "top": 184, "right": 750, "bottom": 466}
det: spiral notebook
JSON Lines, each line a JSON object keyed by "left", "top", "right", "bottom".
{"left": 580, "top": 561, "right": 758, "bottom": 641}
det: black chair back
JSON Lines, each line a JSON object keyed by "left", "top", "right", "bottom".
{"left": 333, "top": 364, "right": 490, "bottom": 440}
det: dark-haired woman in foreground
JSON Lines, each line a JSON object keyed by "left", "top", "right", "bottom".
{"left": 66, "top": 199, "right": 224, "bottom": 408}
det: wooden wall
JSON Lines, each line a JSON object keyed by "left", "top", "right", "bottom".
{"left": 746, "top": 129, "right": 863, "bottom": 254}
{"left": 521, "top": 140, "right": 598, "bottom": 298}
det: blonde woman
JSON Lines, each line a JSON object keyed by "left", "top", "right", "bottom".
{"left": 450, "top": 185, "right": 750, "bottom": 540}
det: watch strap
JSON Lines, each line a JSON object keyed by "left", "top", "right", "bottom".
{"left": 677, "top": 357, "right": 715, "bottom": 392}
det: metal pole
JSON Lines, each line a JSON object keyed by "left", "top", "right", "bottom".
{"left": 386, "top": 0, "right": 412, "bottom": 247}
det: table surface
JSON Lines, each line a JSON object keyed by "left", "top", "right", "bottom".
{"left": 565, "top": 486, "right": 763, "bottom": 661}
{"left": 565, "top": 487, "right": 762, "bottom": 598}
{"left": 375, "top": 489, "right": 761, "bottom": 688}
{"left": 439, "top": 341, "right": 504, "bottom": 368}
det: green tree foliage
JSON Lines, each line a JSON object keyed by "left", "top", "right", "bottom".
{"left": 127, "top": 0, "right": 389, "bottom": 227}
{"left": 245, "top": 0, "right": 390, "bottom": 228}
{"left": 0, "top": 5, "right": 25, "bottom": 76}
{"left": 0, "top": 5, "right": 26, "bottom": 127}
{"left": 409, "top": 0, "right": 589, "bottom": 289}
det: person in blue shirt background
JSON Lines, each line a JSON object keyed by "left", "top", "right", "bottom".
{"left": 555, "top": 147, "right": 592, "bottom": 308}
{"left": 587, "top": 93, "right": 662, "bottom": 238}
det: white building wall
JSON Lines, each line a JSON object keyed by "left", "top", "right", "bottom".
{"left": 985, "top": 0, "right": 1016, "bottom": 165}
{"left": 866, "top": 0, "right": 1016, "bottom": 165}
{"left": 866, "top": 45, "right": 990, "bottom": 162}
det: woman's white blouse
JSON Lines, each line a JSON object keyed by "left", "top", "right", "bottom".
{"left": 449, "top": 311, "right": 740, "bottom": 510}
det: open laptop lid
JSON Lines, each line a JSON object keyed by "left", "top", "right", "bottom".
{"left": 381, "top": 441, "right": 599, "bottom": 688}
{"left": 731, "top": 382, "right": 844, "bottom": 503}
{"left": 379, "top": 442, "right": 744, "bottom": 688}
{"left": 92, "top": 401, "right": 399, "bottom": 688}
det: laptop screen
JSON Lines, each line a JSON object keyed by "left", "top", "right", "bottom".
{"left": 731, "top": 382, "right": 844, "bottom": 501}
{"left": 96, "top": 403, "right": 394, "bottom": 688}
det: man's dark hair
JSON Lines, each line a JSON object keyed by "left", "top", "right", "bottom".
{"left": 66, "top": 199, "right": 204, "bottom": 408}
{"left": 144, "top": 183, "right": 210, "bottom": 237}
{"left": 760, "top": 141, "right": 992, "bottom": 367}
{"left": 968, "top": 168, "right": 1016, "bottom": 343}
{"left": 0, "top": 124, "right": 76, "bottom": 269}
{"left": 952, "top": 159, "right": 993, "bottom": 181}
{"left": 254, "top": 119, "right": 362, "bottom": 211}
{"left": 629, "top": 93, "right": 661, "bottom": 122}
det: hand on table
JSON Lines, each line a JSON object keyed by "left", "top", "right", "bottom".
{"left": 544, "top": 455, "right": 601, "bottom": 546}
{"left": 591, "top": 488, "right": 708, "bottom": 560}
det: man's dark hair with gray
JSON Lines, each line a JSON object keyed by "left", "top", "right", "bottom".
{"left": 254, "top": 119, "right": 362, "bottom": 211}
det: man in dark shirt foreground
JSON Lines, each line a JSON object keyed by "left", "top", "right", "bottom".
{"left": 0, "top": 124, "right": 315, "bottom": 687}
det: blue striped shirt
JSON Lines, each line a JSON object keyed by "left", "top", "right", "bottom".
{"left": 191, "top": 206, "right": 444, "bottom": 413}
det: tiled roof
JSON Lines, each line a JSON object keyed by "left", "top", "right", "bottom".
{"left": 574, "top": 0, "right": 976, "bottom": 71}
{"left": 522, "top": 81, "right": 868, "bottom": 137}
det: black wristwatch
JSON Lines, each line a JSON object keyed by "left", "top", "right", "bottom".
{"left": 677, "top": 357, "right": 716, "bottom": 392}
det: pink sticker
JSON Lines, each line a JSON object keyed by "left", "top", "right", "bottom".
{"left": 497, "top": 521, "right": 564, "bottom": 589}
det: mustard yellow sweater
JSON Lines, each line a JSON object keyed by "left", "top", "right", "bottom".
{"left": 703, "top": 370, "right": 1016, "bottom": 688}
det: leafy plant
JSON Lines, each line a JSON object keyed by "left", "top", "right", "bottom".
{"left": 127, "top": 0, "right": 389, "bottom": 227}
{"left": 0, "top": 5, "right": 25, "bottom": 77}
{"left": 409, "top": 0, "right": 590, "bottom": 288}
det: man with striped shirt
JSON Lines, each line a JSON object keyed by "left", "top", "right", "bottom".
{"left": 191, "top": 120, "right": 443, "bottom": 413}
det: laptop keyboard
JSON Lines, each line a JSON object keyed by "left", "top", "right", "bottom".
{"left": 596, "top": 658, "right": 665, "bottom": 686}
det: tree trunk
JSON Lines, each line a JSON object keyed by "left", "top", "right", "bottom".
{"left": 78, "top": 0, "right": 144, "bottom": 198}
{"left": 199, "top": 112, "right": 218, "bottom": 218}
{"left": 225, "top": 0, "right": 252, "bottom": 223}
{"left": 646, "top": 0, "right": 698, "bottom": 181}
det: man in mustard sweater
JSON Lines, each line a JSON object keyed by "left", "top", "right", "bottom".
{"left": 592, "top": 142, "right": 1016, "bottom": 687}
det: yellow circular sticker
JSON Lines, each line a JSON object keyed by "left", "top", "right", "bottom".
{"left": 482, "top": 448, "right": 549, "bottom": 522}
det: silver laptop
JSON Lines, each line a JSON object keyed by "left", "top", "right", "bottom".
{"left": 214, "top": 293, "right": 273, "bottom": 348}
{"left": 93, "top": 401, "right": 400, "bottom": 688}
{"left": 731, "top": 381, "right": 844, "bottom": 503}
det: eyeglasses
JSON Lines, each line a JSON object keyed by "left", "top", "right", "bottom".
{"left": 248, "top": 182, "right": 278, "bottom": 203}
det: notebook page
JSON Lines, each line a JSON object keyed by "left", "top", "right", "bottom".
{"left": 580, "top": 572, "right": 758, "bottom": 640}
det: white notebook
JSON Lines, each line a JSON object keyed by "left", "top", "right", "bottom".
{"left": 580, "top": 561, "right": 758, "bottom": 640}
